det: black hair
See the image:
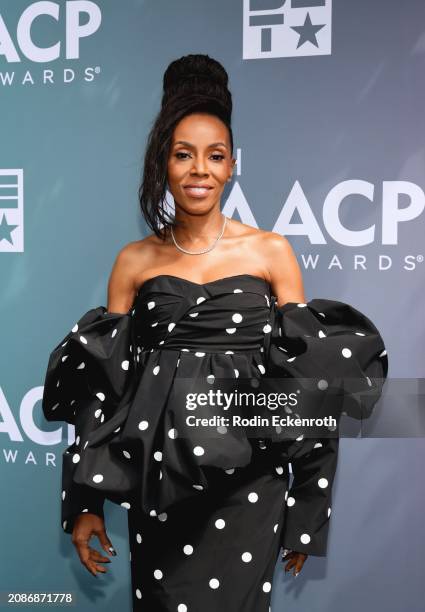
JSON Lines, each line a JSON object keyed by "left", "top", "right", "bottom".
{"left": 138, "top": 54, "right": 233, "bottom": 240}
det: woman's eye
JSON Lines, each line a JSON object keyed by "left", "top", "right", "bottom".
{"left": 174, "top": 152, "right": 225, "bottom": 161}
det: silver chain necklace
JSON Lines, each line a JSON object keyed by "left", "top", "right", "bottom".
{"left": 170, "top": 214, "right": 228, "bottom": 255}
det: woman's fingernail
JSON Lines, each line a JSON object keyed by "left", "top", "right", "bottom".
{"left": 108, "top": 546, "right": 117, "bottom": 556}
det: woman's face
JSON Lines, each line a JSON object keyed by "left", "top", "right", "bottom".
{"left": 167, "top": 113, "right": 236, "bottom": 214}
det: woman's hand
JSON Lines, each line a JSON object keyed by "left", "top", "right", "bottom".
{"left": 281, "top": 548, "right": 308, "bottom": 577}
{"left": 71, "top": 513, "right": 117, "bottom": 578}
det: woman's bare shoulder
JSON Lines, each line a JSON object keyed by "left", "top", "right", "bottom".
{"left": 118, "top": 233, "right": 164, "bottom": 260}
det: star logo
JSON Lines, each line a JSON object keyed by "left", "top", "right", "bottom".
{"left": 0, "top": 213, "right": 18, "bottom": 244}
{"left": 243, "top": 0, "right": 332, "bottom": 59}
{"left": 291, "top": 12, "right": 326, "bottom": 49}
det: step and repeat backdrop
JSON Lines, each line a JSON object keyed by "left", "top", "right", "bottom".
{"left": 1, "top": 1, "right": 424, "bottom": 611}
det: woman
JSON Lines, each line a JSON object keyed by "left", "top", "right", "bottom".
{"left": 42, "top": 54, "right": 388, "bottom": 611}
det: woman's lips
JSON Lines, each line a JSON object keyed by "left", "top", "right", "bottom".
{"left": 183, "top": 186, "right": 213, "bottom": 199}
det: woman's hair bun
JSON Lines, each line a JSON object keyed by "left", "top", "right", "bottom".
{"left": 163, "top": 53, "right": 229, "bottom": 93}
{"left": 161, "top": 54, "right": 232, "bottom": 120}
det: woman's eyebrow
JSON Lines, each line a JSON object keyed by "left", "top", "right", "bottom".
{"left": 174, "top": 140, "right": 228, "bottom": 149}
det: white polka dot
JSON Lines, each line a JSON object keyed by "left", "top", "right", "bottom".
{"left": 300, "top": 533, "right": 311, "bottom": 544}
{"left": 154, "top": 451, "right": 163, "bottom": 461}
{"left": 62, "top": 520, "right": 67, "bottom": 530}
{"left": 177, "top": 605, "right": 187, "bottom": 612}
{"left": 158, "top": 512, "right": 168, "bottom": 522}
{"left": 121, "top": 360, "right": 129, "bottom": 370}
{"left": 342, "top": 347, "right": 352, "bottom": 358}
{"left": 233, "top": 288, "right": 243, "bottom": 293}
{"left": 135, "top": 588, "right": 142, "bottom": 599}
{"left": 189, "top": 312, "right": 199, "bottom": 318}
{"left": 207, "top": 374, "right": 215, "bottom": 384}
{"left": 234, "top": 368, "right": 239, "bottom": 378}
{"left": 147, "top": 301, "right": 155, "bottom": 310}
{"left": 241, "top": 552, "right": 252, "bottom": 562}
{"left": 209, "top": 578, "right": 220, "bottom": 589}
{"left": 232, "top": 313, "right": 243, "bottom": 323}
{"left": 313, "top": 442, "right": 323, "bottom": 449}
{"left": 153, "top": 365, "right": 160, "bottom": 375}
{"left": 62, "top": 490, "right": 66, "bottom": 500}
{"left": 123, "top": 450, "right": 131, "bottom": 459}
{"left": 79, "top": 335, "right": 87, "bottom": 344}
{"left": 328, "top": 507, "right": 332, "bottom": 517}
{"left": 193, "top": 446, "right": 204, "bottom": 456}
{"left": 72, "top": 323, "right": 78, "bottom": 332}
{"left": 136, "top": 533, "right": 142, "bottom": 543}
{"left": 149, "top": 509, "right": 157, "bottom": 516}
{"left": 262, "top": 581, "right": 272, "bottom": 592}
{"left": 183, "top": 544, "right": 193, "bottom": 555}
{"left": 72, "top": 453, "right": 80, "bottom": 464}
{"left": 92, "top": 474, "right": 103, "bottom": 483}
{"left": 96, "top": 392, "right": 105, "bottom": 401}
{"left": 263, "top": 323, "right": 272, "bottom": 333}
{"left": 195, "top": 352, "right": 205, "bottom": 357}
{"left": 168, "top": 322, "right": 176, "bottom": 332}
{"left": 287, "top": 496, "right": 295, "bottom": 507}
{"left": 248, "top": 492, "right": 258, "bottom": 503}
{"left": 226, "top": 327, "right": 236, "bottom": 334}
{"left": 275, "top": 466, "right": 284, "bottom": 475}
{"left": 215, "top": 518, "right": 225, "bottom": 529}
{"left": 273, "top": 523, "right": 278, "bottom": 533}
{"left": 318, "top": 379, "right": 328, "bottom": 390}
{"left": 75, "top": 436, "right": 80, "bottom": 445}
{"left": 154, "top": 569, "right": 163, "bottom": 579}
{"left": 225, "top": 468, "right": 235, "bottom": 474}
{"left": 121, "top": 502, "right": 131, "bottom": 509}
{"left": 196, "top": 296, "right": 206, "bottom": 304}
{"left": 318, "top": 477, "right": 328, "bottom": 488}
{"left": 138, "top": 420, "right": 149, "bottom": 431}
{"left": 258, "top": 364, "right": 265, "bottom": 375}
{"left": 193, "top": 484, "right": 203, "bottom": 491}
{"left": 168, "top": 428, "right": 178, "bottom": 439}
{"left": 297, "top": 303, "right": 307, "bottom": 308}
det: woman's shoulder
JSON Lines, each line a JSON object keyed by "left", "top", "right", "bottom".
{"left": 114, "top": 235, "right": 162, "bottom": 267}
{"left": 229, "top": 218, "right": 290, "bottom": 247}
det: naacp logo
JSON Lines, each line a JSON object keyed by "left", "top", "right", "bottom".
{"left": 0, "top": 1, "right": 102, "bottom": 87}
{"left": 243, "top": 0, "right": 332, "bottom": 59}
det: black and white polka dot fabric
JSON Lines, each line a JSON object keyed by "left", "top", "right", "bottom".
{"left": 42, "top": 274, "right": 388, "bottom": 611}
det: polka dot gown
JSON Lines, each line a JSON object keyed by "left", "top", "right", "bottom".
{"left": 42, "top": 274, "right": 388, "bottom": 611}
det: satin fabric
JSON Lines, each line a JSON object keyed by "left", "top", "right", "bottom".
{"left": 42, "top": 274, "right": 388, "bottom": 576}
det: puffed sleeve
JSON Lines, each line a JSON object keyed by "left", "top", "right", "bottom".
{"left": 263, "top": 297, "right": 388, "bottom": 556}
{"left": 41, "top": 306, "right": 136, "bottom": 534}
{"left": 281, "top": 436, "right": 339, "bottom": 556}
